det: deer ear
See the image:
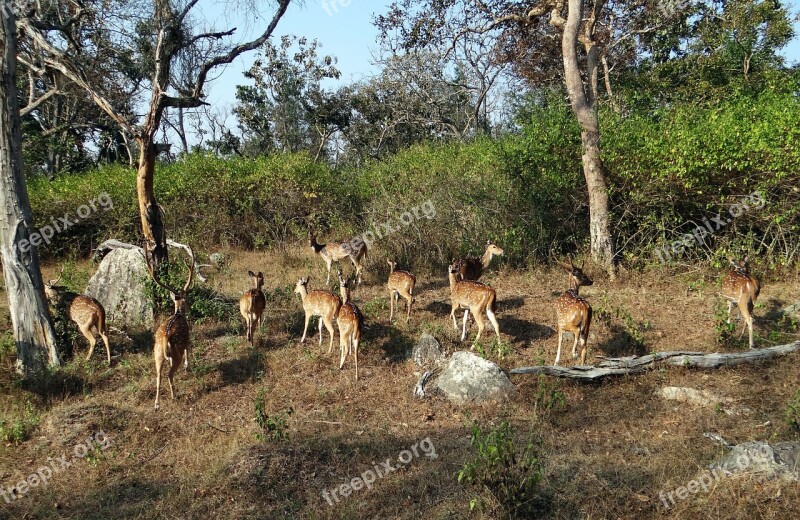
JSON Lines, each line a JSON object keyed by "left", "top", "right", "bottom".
{"left": 248, "top": 270, "right": 255, "bottom": 277}
{"left": 258, "top": 272, "right": 263, "bottom": 278}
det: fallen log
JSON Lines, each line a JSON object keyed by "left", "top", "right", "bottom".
{"left": 509, "top": 341, "right": 800, "bottom": 380}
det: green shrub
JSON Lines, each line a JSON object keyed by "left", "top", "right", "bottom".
{"left": 458, "top": 420, "right": 544, "bottom": 517}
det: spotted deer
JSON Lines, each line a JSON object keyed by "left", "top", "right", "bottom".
{"left": 554, "top": 257, "right": 593, "bottom": 366}
{"left": 387, "top": 259, "right": 416, "bottom": 323}
{"left": 239, "top": 271, "right": 266, "bottom": 344}
{"left": 453, "top": 241, "right": 504, "bottom": 281}
{"left": 294, "top": 276, "right": 342, "bottom": 353}
{"left": 337, "top": 271, "right": 364, "bottom": 380}
{"left": 721, "top": 258, "right": 761, "bottom": 349}
{"left": 145, "top": 245, "right": 195, "bottom": 410}
{"left": 44, "top": 268, "right": 111, "bottom": 365}
{"left": 309, "top": 232, "right": 368, "bottom": 285}
{"left": 447, "top": 263, "right": 500, "bottom": 342}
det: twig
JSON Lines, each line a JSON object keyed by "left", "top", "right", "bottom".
{"left": 207, "top": 422, "right": 229, "bottom": 433}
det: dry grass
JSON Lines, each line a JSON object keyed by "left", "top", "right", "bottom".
{"left": 1, "top": 248, "right": 799, "bottom": 519}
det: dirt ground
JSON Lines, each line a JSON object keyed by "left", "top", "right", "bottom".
{"left": 1, "top": 248, "right": 799, "bottom": 519}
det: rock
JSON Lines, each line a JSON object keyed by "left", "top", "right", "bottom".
{"left": 413, "top": 333, "right": 444, "bottom": 367}
{"left": 434, "top": 351, "right": 515, "bottom": 405}
{"left": 86, "top": 247, "right": 154, "bottom": 329}
{"left": 656, "top": 386, "right": 723, "bottom": 408}
{"left": 709, "top": 441, "right": 800, "bottom": 481}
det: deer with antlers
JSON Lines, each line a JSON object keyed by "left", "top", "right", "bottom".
{"left": 447, "top": 263, "right": 500, "bottom": 342}
{"left": 453, "top": 241, "right": 504, "bottom": 281}
{"left": 239, "top": 271, "right": 266, "bottom": 344}
{"left": 387, "top": 259, "right": 416, "bottom": 323}
{"left": 721, "top": 257, "right": 761, "bottom": 349}
{"left": 294, "top": 276, "right": 342, "bottom": 353}
{"left": 144, "top": 245, "right": 195, "bottom": 410}
{"left": 554, "top": 257, "right": 593, "bottom": 366}
{"left": 309, "top": 232, "right": 368, "bottom": 285}
{"left": 44, "top": 267, "right": 112, "bottom": 365}
{"left": 337, "top": 271, "right": 364, "bottom": 380}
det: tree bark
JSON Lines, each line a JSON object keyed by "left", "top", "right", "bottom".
{"left": 561, "top": 0, "right": 616, "bottom": 275}
{"left": 136, "top": 137, "right": 167, "bottom": 265}
{"left": 0, "top": 3, "right": 60, "bottom": 374}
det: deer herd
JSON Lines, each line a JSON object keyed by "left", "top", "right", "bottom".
{"left": 42, "top": 235, "right": 762, "bottom": 409}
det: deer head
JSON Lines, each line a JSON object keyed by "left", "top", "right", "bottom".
{"left": 144, "top": 244, "right": 195, "bottom": 315}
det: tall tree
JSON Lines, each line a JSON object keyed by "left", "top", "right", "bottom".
{"left": 1, "top": 0, "right": 60, "bottom": 374}
{"left": 377, "top": 0, "right": 653, "bottom": 273}
{"left": 17, "top": 0, "right": 292, "bottom": 265}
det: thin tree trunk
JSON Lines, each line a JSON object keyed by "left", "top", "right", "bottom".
{"left": 561, "top": 0, "right": 616, "bottom": 275}
{"left": 136, "top": 137, "right": 167, "bottom": 265}
{"left": 0, "top": 5, "right": 60, "bottom": 374}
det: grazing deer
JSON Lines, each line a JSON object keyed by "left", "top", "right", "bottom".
{"left": 309, "top": 232, "right": 368, "bottom": 285}
{"left": 721, "top": 257, "right": 761, "bottom": 349}
{"left": 447, "top": 263, "right": 500, "bottom": 342}
{"left": 337, "top": 271, "right": 364, "bottom": 380}
{"left": 387, "top": 259, "right": 416, "bottom": 323}
{"left": 239, "top": 271, "right": 266, "bottom": 344}
{"left": 145, "top": 245, "right": 195, "bottom": 410}
{"left": 44, "top": 268, "right": 111, "bottom": 365}
{"left": 294, "top": 276, "right": 342, "bottom": 353}
{"left": 554, "top": 257, "right": 593, "bottom": 366}
{"left": 454, "top": 241, "right": 504, "bottom": 281}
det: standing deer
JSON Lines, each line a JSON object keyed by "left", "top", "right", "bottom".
{"left": 447, "top": 263, "right": 500, "bottom": 342}
{"left": 721, "top": 257, "right": 761, "bottom": 349}
{"left": 453, "top": 241, "right": 504, "bottom": 281}
{"left": 554, "top": 257, "right": 593, "bottom": 366}
{"left": 309, "top": 232, "right": 368, "bottom": 285}
{"left": 44, "top": 268, "right": 111, "bottom": 365}
{"left": 145, "top": 245, "right": 195, "bottom": 410}
{"left": 337, "top": 271, "right": 364, "bottom": 380}
{"left": 387, "top": 259, "right": 416, "bottom": 323}
{"left": 294, "top": 276, "right": 342, "bottom": 353}
{"left": 239, "top": 271, "right": 266, "bottom": 344}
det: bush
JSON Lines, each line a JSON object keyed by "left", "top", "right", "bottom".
{"left": 458, "top": 420, "right": 544, "bottom": 517}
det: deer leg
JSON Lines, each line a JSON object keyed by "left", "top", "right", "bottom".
{"left": 404, "top": 291, "right": 413, "bottom": 322}
{"left": 473, "top": 308, "right": 486, "bottom": 342}
{"left": 184, "top": 345, "right": 189, "bottom": 371}
{"left": 354, "top": 334, "right": 359, "bottom": 381}
{"left": 462, "top": 309, "right": 470, "bottom": 342}
{"left": 388, "top": 290, "right": 395, "bottom": 322}
{"left": 487, "top": 307, "right": 500, "bottom": 338}
{"left": 301, "top": 313, "right": 310, "bottom": 343}
{"left": 80, "top": 323, "right": 97, "bottom": 361}
{"left": 726, "top": 300, "right": 735, "bottom": 324}
{"left": 318, "top": 316, "right": 324, "bottom": 347}
{"left": 571, "top": 328, "right": 580, "bottom": 360}
{"left": 451, "top": 304, "right": 459, "bottom": 331}
{"left": 579, "top": 331, "right": 588, "bottom": 365}
{"left": 167, "top": 361, "right": 179, "bottom": 400}
{"left": 744, "top": 297, "right": 755, "bottom": 348}
{"left": 154, "top": 353, "right": 163, "bottom": 409}
{"left": 325, "top": 316, "right": 336, "bottom": 354}
{"left": 339, "top": 327, "right": 348, "bottom": 369}
{"left": 555, "top": 325, "right": 564, "bottom": 366}
{"left": 100, "top": 330, "right": 111, "bottom": 365}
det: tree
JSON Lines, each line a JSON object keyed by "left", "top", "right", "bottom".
{"left": 376, "top": 0, "right": 652, "bottom": 273}
{"left": 233, "top": 36, "right": 343, "bottom": 159}
{"left": 16, "top": 0, "right": 293, "bottom": 265}
{"left": 1, "top": 0, "right": 61, "bottom": 374}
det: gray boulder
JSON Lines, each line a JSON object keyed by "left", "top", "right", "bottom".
{"left": 709, "top": 441, "right": 800, "bottom": 481}
{"left": 413, "top": 333, "right": 444, "bottom": 367}
{"left": 434, "top": 351, "right": 515, "bottom": 405}
{"left": 86, "top": 247, "right": 154, "bottom": 329}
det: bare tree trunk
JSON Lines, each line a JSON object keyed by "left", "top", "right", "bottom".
{"left": 562, "top": 0, "right": 616, "bottom": 275}
{"left": 136, "top": 137, "right": 167, "bottom": 265}
{"left": 0, "top": 4, "right": 60, "bottom": 374}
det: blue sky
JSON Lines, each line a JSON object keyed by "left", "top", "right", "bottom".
{"left": 201, "top": 0, "right": 800, "bottom": 110}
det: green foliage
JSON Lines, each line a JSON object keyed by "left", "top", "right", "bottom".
{"left": 473, "top": 336, "right": 513, "bottom": 360}
{"left": 458, "top": 420, "right": 543, "bottom": 517}
{"left": 531, "top": 375, "right": 566, "bottom": 417}
{"left": 786, "top": 388, "right": 800, "bottom": 437}
{"left": 253, "top": 388, "right": 293, "bottom": 441}
{"left": 713, "top": 299, "right": 740, "bottom": 348}
{"left": 0, "top": 400, "right": 40, "bottom": 444}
